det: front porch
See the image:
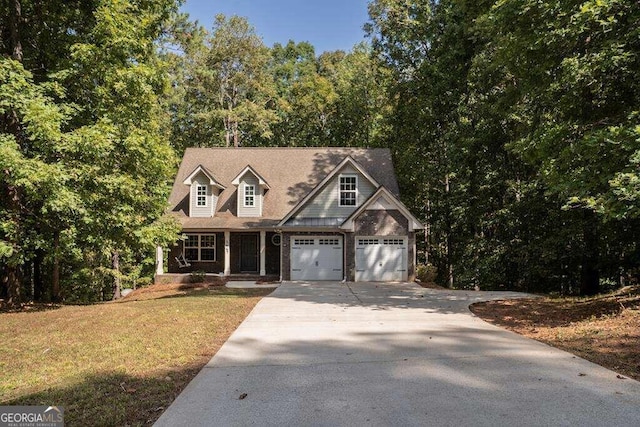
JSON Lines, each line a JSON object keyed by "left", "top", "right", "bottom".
{"left": 155, "top": 231, "right": 281, "bottom": 283}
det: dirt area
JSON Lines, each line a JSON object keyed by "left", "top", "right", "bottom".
{"left": 470, "top": 286, "right": 640, "bottom": 381}
{"left": 416, "top": 281, "right": 446, "bottom": 289}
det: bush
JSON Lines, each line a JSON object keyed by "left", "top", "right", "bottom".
{"left": 134, "top": 276, "right": 153, "bottom": 289}
{"left": 190, "top": 270, "right": 206, "bottom": 283}
{"left": 416, "top": 264, "right": 437, "bottom": 283}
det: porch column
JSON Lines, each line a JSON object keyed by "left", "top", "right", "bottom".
{"left": 259, "top": 230, "right": 266, "bottom": 276}
{"left": 224, "top": 231, "right": 231, "bottom": 276}
{"left": 155, "top": 246, "right": 164, "bottom": 275}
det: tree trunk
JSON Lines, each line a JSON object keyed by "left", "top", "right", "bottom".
{"left": 3, "top": 265, "right": 22, "bottom": 306}
{"left": 1, "top": 171, "right": 23, "bottom": 306}
{"left": 9, "top": 0, "right": 23, "bottom": 60}
{"left": 224, "top": 116, "right": 231, "bottom": 147}
{"left": 580, "top": 210, "right": 600, "bottom": 296}
{"left": 1, "top": 0, "right": 24, "bottom": 306}
{"left": 112, "top": 251, "right": 121, "bottom": 300}
{"left": 424, "top": 199, "right": 430, "bottom": 265}
{"left": 233, "top": 121, "right": 239, "bottom": 147}
{"left": 51, "top": 231, "right": 61, "bottom": 302}
{"left": 445, "top": 174, "right": 454, "bottom": 288}
{"left": 33, "top": 249, "right": 45, "bottom": 301}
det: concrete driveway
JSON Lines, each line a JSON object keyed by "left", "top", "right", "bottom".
{"left": 155, "top": 282, "right": 640, "bottom": 426}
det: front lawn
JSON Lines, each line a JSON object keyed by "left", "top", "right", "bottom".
{"left": 470, "top": 286, "right": 640, "bottom": 381}
{"left": 0, "top": 284, "right": 272, "bottom": 426}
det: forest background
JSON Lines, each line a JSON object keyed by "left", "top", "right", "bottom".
{"left": 1, "top": 0, "right": 638, "bottom": 304}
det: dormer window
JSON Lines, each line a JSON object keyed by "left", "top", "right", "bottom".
{"left": 339, "top": 175, "right": 357, "bottom": 206}
{"left": 244, "top": 184, "right": 255, "bottom": 207}
{"left": 196, "top": 184, "right": 207, "bottom": 207}
{"left": 183, "top": 165, "right": 225, "bottom": 218}
{"left": 232, "top": 165, "right": 269, "bottom": 217}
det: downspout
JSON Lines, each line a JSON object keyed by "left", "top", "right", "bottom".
{"left": 276, "top": 228, "right": 283, "bottom": 282}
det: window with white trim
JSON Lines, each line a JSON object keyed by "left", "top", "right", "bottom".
{"left": 244, "top": 184, "right": 255, "bottom": 207}
{"left": 184, "top": 234, "right": 216, "bottom": 261}
{"left": 196, "top": 184, "right": 207, "bottom": 207}
{"left": 339, "top": 175, "right": 357, "bottom": 206}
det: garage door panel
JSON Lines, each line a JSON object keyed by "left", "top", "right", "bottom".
{"left": 355, "top": 236, "right": 407, "bottom": 282}
{"left": 291, "top": 236, "right": 343, "bottom": 281}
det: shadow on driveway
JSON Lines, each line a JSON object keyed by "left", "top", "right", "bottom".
{"left": 155, "top": 282, "right": 640, "bottom": 427}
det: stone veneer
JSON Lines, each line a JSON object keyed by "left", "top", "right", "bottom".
{"left": 354, "top": 209, "right": 408, "bottom": 236}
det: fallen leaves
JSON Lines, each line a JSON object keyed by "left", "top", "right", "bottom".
{"left": 470, "top": 290, "right": 640, "bottom": 382}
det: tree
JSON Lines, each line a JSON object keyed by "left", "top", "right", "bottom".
{"left": 267, "top": 41, "right": 389, "bottom": 148}
{"left": 65, "top": 0, "right": 180, "bottom": 299}
{"left": 1, "top": 0, "right": 181, "bottom": 303}
{"left": 366, "top": 0, "right": 640, "bottom": 294}
{"left": 368, "top": 0, "right": 481, "bottom": 288}
{"left": 0, "top": 58, "right": 79, "bottom": 304}
{"left": 473, "top": 0, "right": 640, "bottom": 294}
{"left": 322, "top": 44, "right": 391, "bottom": 147}
{"left": 160, "top": 11, "right": 208, "bottom": 154}
{"left": 268, "top": 40, "right": 336, "bottom": 146}
{"left": 174, "top": 14, "right": 279, "bottom": 148}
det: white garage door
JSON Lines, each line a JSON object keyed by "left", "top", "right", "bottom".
{"left": 291, "top": 236, "right": 343, "bottom": 281}
{"left": 355, "top": 237, "right": 407, "bottom": 282}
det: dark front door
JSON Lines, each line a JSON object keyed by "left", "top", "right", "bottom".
{"left": 240, "top": 234, "right": 258, "bottom": 272}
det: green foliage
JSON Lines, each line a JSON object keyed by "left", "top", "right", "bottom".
{"left": 480, "top": 0, "right": 640, "bottom": 221}
{"left": 1, "top": 0, "right": 181, "bottom": 303}
{"left": 416, "top": 264, "right": 437, "bottom": 283}
{"left": 165, "top": 14, "right": 279, "bottom": 150}
{"left": 165, "top": 15, "right": 390, "bottom": 150}
{"left": 6, "top": 0, "right": 637, "bottom": 300}
{"left": 0, "top": 57, "right": 79, "bottom": 298}
{"left": 368, "top": 0, "right": 640, "bottom": 294}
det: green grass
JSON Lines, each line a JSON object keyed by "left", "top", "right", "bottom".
{"left": 0, "top": 285, "right": 271, "bottom": 426}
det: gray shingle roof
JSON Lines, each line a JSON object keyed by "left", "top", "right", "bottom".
{"left": 168, "top": 147, "right": 400, "bottom": 229}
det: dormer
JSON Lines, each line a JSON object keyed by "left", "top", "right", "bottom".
{"left": 231, "top": 166, "right": 269, "bottom": 217}
{"left": 183, "top": 165, "right": 225, "bottom": 218}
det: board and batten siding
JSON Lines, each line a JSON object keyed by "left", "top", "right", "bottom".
{"left": 189, "top": 173, "right": 216, "bottom": 217}
{"left": 237, "top": 173, "right": 262, "bottom": 217}
{"left": 297, "top": 165, "right": 376, "bottom": 219}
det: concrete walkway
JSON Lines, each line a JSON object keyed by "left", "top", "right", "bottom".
{"left": 225, "top": 280, "right": 280, "bottom": 289}
{"left": 155, "top": 282, "right": 640, "bottom": 426}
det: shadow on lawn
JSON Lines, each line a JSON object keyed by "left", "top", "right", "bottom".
{"left": 0, "top": 301, "right": 63, "bottom": 314}
{"left": 117, "top": 285, "right": 274, "bottom": 303}
{"left": 5, "top": 364, "right": 204, "bottom": 426}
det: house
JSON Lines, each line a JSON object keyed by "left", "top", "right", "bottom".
{"left": 155, "top": 147, "right": 424, "bottom": 282}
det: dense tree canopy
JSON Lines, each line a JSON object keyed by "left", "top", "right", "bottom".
{"left": 2, "top": 0, "right": 639, "bottom": 303}
{"left": 165, "top": 20, "right": 388, "bottom": 151}
{"left": 1, "top": 0, "right": 180, "bottom": 304}
{"left": 367, "top": 0, "right": 640, "bottom": 294}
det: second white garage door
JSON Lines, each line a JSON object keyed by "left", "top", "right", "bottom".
{"left": 355, "top": 237, "right": 408, "bottom": 282}
{"left": 291, "top": 236, "right": 343, "bottom": 281}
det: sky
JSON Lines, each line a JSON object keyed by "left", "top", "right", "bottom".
{"left": 179, "top": 0, "right": 371, "bottom": 54}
